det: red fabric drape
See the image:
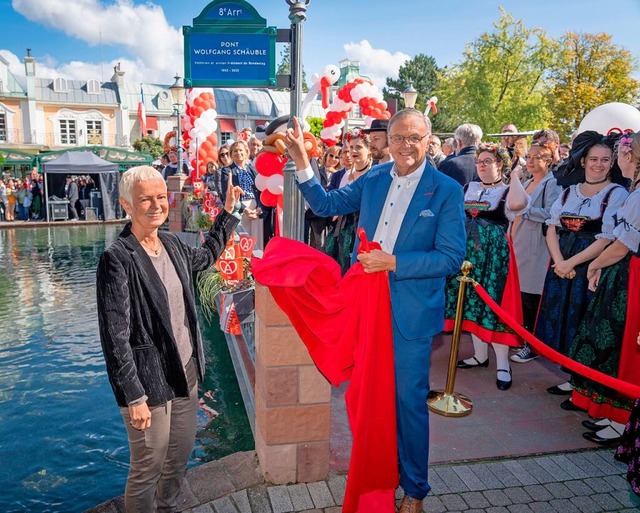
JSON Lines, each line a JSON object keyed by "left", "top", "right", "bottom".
{"left": 618, "top": 255, "right": 640, "bottom": 386}
{"left": 473, "top": 282, "right": 640, "bottom": 399}
{"left": 252, "top": 235, "right": 398, "bottom": 513}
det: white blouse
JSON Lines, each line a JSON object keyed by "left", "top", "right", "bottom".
{"left": 547, "top": 183, "right": 628, "bottom": 240}
{"left": 464, "top": 182, "right": 526, "bottom": 222}
{"left": 613, "top": 188, "right": 640, "bottom": 253}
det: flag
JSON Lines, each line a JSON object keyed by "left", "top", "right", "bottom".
{"left": 137, "top": 85, "right": 147, "bottom": 136}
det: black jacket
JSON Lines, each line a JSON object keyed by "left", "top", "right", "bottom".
{"left": 437, "top": 146, "right": 479, "bottom": 187}
{"left": 96, "top": 210, "right": 239, "bottom": 407}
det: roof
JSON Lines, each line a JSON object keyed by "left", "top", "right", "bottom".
{"left": 42, "top": 151, "right": 119, "bottom": 174}
{"left": 35, "top": 78, "right": 119, "bottom": 105}
{"left": 213, "top": 88, "right": 325, "bottom": 119}
{"left": 38, "top": 146, "right": 152, "bottom": 166}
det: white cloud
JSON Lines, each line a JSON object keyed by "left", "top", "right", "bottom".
{"left": 342, "top": 40, "right": 410, "bottom": 89}
{"left": 10, "top": 0, "right": 182, "bottom": 83}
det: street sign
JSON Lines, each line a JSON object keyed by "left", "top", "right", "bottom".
{"left": 184, "top": 0, "right": 277, "bottom": 88}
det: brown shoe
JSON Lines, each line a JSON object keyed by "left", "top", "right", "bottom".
{"left": 398, "top": 494, "right": 423, "bottom": 513}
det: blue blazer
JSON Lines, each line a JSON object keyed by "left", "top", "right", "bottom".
{"left": 298, "top": 161, "right": 466, "bottom": 340}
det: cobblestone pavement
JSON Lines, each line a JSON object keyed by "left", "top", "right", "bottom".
{"left": 87, "top": 448, "right": 639, "bottom": 513}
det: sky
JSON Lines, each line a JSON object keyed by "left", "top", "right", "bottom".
{"left": 1, "top": 0, "right": 640, "bottom": 90}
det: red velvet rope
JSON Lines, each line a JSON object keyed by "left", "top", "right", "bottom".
{"left": 472, "top": 282, "right": 640, "bottom": 399}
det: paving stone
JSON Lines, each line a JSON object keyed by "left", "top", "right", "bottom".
{"left": 580, "top": 450, "right": 624, "bottom": 476}
{"left": 452, "top": 465, "right": 486, "bottom": 491}
{"left": 518, "top": 460, "right": 555, "bottom": 484}
{"left": 503, "top": 487, "right": 532, "bottom": 504}
{"left": 548, "top": 455, "right": 589, "bottom": 479}
{"left": 220, "top": 451, "right": 264, "bottom": 491}
{"left": 187, "top": 463, "right": 236, "bottom": 504}
{"left": 435, "top": 466, "right": 470, "bottom": 493}
{"left": 523, "top": 485, "right": 553, "bottom": 502}
{"left": 247, "top": 486, "right": 273, "bottom": 513}
{"left": 439, "top": 493, "right": 468, "bottom": 511}
{"left": 306, "top": 481, "right": 335, "bottom": 508}
{"left": 286, "top": 484, "right": 314, "bottom": 511}
{"left": 483, "top": 489, "right": 513, "bottom": 507}
{"left": 502, "top": 461, "right": 539, "bottom": 486}
{"left": 568, "top": 495, "right": 604, "bottom": 513}
{"left": 483, "top": 462, "right": 524, "bottom": 488}
{"left": 485, "top": 507, "right": 510, "bottom": 513}
{"left": 532, "top": 457, "right": 573, "bottom": 482}
{"left": 563, "top": 479, "right": 593, "bottom": 496}
{"left": 190, "top": 505, "right": 214, "bottom": 513}
{"left": 422, "top": 495, "right": 447, "bottom": 513}
{"left": 543, "top": 482, "right": 574, "bottom": 499}
{"left": 429, "top": 468, "right": 451, "bottom": 494}
{"left": 602, "top": 474, "right": 632, "bottom": 491}
{"left": 590, "top": 491, "right": 624, "bottom": 511}
{"left": 582, "top": 476, "right": 616, "bottom": 493}
{"left": 323, "top": 508, "right": 341, "bottom": 513}
{"left": 609, "top": 489, "right": 637, "bottom": 507}
{"left": 548, "top": 498, "right": 581, "bottom": 513}
{"left": 267, "top": 485, "right": 294, "bottom": 513}
{"left": 507, "top": 505, "right": 534, "bottom": 513}
{"left": 468, "top": 463, "right": 505, "bottom": 490}
{"left": 230, "top": 490, "right": 252, "bottom": 513}
{"left": 463, "top": 491, "right": 491, "bottom": 509}
{"left": 467, "top": 509, "right": 486, "bottom": 513}
{"left": 528, "top": 502, "right": 557, "bottom": 513}
{"left": 326, "top": 474, "right": 346, "bottom": 505}
{"left": 564, "top": 453, "right": 604, "bottom": 478}
{"left": 211, "top": 497, "right": 237, "bottom": 513}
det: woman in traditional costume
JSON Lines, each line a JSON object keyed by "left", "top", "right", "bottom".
{"left": 449, "top": 143, "right": 528, "bottom": 390}
{"left": 567, "top": 132, "right": 640, "bottom": 446}
{"left": 535, "top": 131, "right": 628, "bottom": 401}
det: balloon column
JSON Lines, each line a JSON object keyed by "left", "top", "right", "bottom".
{"left": 320, "top": 78, "right": 390, "bottom": 145}
{"left": 182, "top": 88, "right": 218, "bottom": 182}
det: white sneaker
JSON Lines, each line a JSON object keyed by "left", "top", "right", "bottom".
{"left": 510, "top": 345, "right": 538, "bottom": 363}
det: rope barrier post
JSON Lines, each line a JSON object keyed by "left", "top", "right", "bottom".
{"left": 427, "top": 261, "right": 474, "bottom": 417}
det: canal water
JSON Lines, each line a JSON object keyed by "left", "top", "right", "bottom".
{"left": 0, "top": 225, "right": 253, "bottom": 513}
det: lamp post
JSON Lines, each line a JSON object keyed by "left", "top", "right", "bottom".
{"left": 169, "top": 73, "right": 186, "bottom": 176}
{"left": 402, "top": 80, "right": 418, "bottom": 109}
{"left": 282, "top": 0, "right": 310, "bottom": 241}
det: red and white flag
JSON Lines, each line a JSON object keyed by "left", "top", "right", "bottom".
{"left": 137, "top": 85, "right": 147, "bottom": 136}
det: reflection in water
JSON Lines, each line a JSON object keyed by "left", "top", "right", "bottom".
{"left": 0, "top": 225, "right": 253, "bottom": 513}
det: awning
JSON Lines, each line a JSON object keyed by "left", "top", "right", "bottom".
{"left": 146, "top": 117, "right": 158, "bottom": 131}
{"left": 218, "top": 118, "right": 237, "bottom": 133}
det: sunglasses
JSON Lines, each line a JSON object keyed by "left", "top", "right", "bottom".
{"left": 327, "top": 154, "right": 339, "bottom": 158}
{"left": 219, "top": 152, "right": 230, "bottom": 157}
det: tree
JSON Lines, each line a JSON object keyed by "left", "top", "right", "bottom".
{"left": 547, "top": 32, "right": 640, "bottom": 139}
{"left": 132, "top": 136, "right": 165, "bottom": 159}
{"left": 276, "top": 45, "right": 308, "bottom": 92}
{"left": 306, "top": 116, "right": 324, "bottom": 138}
{"left": 434, "top": 8, "right": 557, "bottom": 133}
{"left": 383, "top": 54, "right": 440, "bottom": 114}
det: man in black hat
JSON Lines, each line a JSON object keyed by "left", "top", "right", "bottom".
{"left": 363, "top": 119, "right": 392, "bottom": 165}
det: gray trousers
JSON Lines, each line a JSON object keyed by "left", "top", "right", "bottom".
{"left": 120, "top": 359, "right": 198, "bottom": 513}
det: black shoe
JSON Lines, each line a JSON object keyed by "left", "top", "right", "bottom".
{"left": 582, "top": 418, "right": 610, "bottom": 431}
{"left": 560, "top": 398, "right": 584, "bottom": 411}
{"left": 547, "top": 384, "right": 572, "bottom": 395}
{"left": 582, "top": 431, "right": 621, "bottom": 446}
{"left": 457, "top": 357, "right": 489, "bottom": 369}
{"left": 496, "top": 368, "right": 513, "bottom": 391}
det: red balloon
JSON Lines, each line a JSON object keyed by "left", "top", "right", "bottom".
{"left": 260, "top": 189, "right": 279, "bottom": 207}
{"left": 254, "top": 152, "right": 287, "bottom": 177}
{"left": 193, "top": 106, "right": 204, "bottom": 118}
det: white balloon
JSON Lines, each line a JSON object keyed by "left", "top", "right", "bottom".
{"left": 577, "top": 102, "right": 640, "bottom": 136}
{"left": 254, "top": 173, "right": 269, "bottom": 191}
{"left": 267, "top": 174, "right": 284, "bottom": 195}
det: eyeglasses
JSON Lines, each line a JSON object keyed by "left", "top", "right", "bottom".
{"left": 219, "top": 152, "right": 230, "bottom": 157}
{"left": 389, "top": 134, "right": 428, "bottom": 146}
{"left": 474, "top": 158, "right": 496, "bottom": 167}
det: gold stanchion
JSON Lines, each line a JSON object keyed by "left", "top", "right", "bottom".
{"left": 427, "top": 261, "right": 474, "bottom": 417}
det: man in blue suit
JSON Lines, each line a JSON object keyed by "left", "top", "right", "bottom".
{"left": 285, "top": 109, "right": 466, "bottom": 513}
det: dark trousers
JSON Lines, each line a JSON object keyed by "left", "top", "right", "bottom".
{"left": 393, "top": 318, "right": 432, "bottom": 500}
{"left": 521, "top": 292, "right": 541, "bottom": 333}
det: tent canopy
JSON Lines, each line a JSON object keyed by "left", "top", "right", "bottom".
{"left": 42, "top": 151, "right": 118, "bottom": 174}
{"left": 42, "top": 151, "right": 120, "bottom": 221}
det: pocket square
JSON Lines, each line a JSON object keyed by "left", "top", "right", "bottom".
{"left": 419, "top": 209, "right": 434, "bottom": 217}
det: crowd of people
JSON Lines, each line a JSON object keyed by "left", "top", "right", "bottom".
{"left": 0, "top": 167, "right": 44, "bottom": 221}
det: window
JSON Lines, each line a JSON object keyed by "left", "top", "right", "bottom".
{"left": 86, "top": 120, "right": 103, "bottom": 145}
{"left": 60, "top": 119, "right": 77, "bottom": 145}
{"left": 220, "top": 132, "right": 233, "bottom": 145}
{"left": 87, "top": 79, "right": 101, "bottom": 95}
{"left": 0, "top": 112, "right": 6, "bottom": 142}
{"left": 53, "top": 77, "right": 68, "bottom": 93}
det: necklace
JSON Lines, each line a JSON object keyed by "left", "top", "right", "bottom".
{"left": 355, "top": 163, "right": 370, "bottom": 173}
{"left": 585, "top": 177, "right": 609, "bottom": 185}
{"left": 481, "top": 177, "right": 503, "bottom": 186}
{"left": 140, "top": 239, "right": 162, "bottom": 256}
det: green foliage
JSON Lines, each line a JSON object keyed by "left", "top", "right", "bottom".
{"left": 0, "top": 152, "right": 4, "bottom": 165}
{"left": 306, "top": 116, "right": 324, "bottom": 138}
{"left": 547, "top": 32, "right": 640, "bottom": 138}
{"left": 433, "top": 8, "right": 556, "bottom": 134}
{"left": 276, "top": 45, "right": 308, "bottom": 92}
{"left": 132, "top": 136, "right": 165, "bottom": 159}
{"left": 383, "top": 54, "right": 440, "bottom": 113}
